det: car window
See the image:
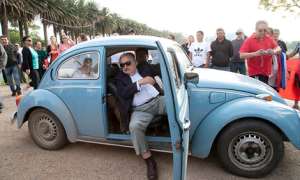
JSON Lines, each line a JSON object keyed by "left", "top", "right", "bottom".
{"left": 110, "top": 51, "right": 135, "bottom": 64}
{"left": 166, "top": 49, "right": 182, "bottom": 88}
{"left": 57, "top": 52, "right": 99, "bottom": 79}
{"left": 172, "top": 45, "right": 191, "bottom": 71}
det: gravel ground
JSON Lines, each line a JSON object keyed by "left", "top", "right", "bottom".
{"left": 1, "top": 85, "right": 300, "bottom": 180}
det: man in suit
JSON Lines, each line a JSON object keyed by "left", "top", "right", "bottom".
{"left": 115, "top": 52, "right": 165, "bottom": 180}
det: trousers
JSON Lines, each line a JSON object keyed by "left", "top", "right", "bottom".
{"left": 129, "top": 96, "right": 166, "bottom": 155}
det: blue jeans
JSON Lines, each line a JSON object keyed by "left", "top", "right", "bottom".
{"left": 230, "top": 62, "right": 246, "bottom": 75}
{"left": 5, "top": 65, "right": 21, "bottom": 93}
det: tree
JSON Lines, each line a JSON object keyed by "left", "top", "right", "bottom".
{"left": 95, "top": 7, "right": 114, "bottom": 36}
{"left": 260, "top": 0, "right": 300, "bottom": 14}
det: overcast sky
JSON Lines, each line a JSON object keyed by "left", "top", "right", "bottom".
{"left": 96, "top": 0, "right": 299, "bottom": 42}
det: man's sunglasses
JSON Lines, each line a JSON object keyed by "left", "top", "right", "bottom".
{"left": 120, "top": 61, "right": 132, "bottom": 68}
{"left": 26, "top": 39, "right": 32, "bottom": 42}
{"left": 258, "top": 29, "right": 267, "bottom": 33}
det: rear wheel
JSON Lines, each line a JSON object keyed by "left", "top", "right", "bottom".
{"left": 217, "top": 120, "right": 284, "bottom": 178}
{"left": 28, "top": 109, "right": 68, "bottom": 150}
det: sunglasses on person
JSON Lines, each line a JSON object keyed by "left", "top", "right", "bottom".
{"left": 120, "top": 61, "right": 132, "bottom": 68}
{"left": 258, "top": 29, "right": 267, "bottom": 33}
{"left": 26, "top": 39, "right": 32, "bottom": 42}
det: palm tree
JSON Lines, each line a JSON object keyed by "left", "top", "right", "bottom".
{"left": 95, "top": 7, "right": 114, "bottom": 36}
{"left": 0, "top": 0, "right": 25, "bottom": 36}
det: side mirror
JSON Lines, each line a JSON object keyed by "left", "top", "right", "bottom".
{"left": 184, "top": 72, "right": 199, "bottom": 84}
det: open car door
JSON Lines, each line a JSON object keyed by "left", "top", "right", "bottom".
{"left": 157, "top": 41, "right": 191, "bottom": 180}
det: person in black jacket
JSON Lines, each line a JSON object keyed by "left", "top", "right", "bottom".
{"left": 115, "top": 52, "right": 164, "bottom": 180}
{"left": 22, "top": 36, "right": 40, "bottom": 89}
{"left": 210, "top": 28, "right": 233, "bottom": 71}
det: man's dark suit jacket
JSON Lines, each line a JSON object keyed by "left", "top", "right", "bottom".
{"left": 115, "top": 64, "right": 162, "bottom": 131}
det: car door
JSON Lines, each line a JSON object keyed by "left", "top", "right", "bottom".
{"left": 157, "top": 41, "right": 190, "bottom": 180}
{"left": 49, "top": 47, "right": 107, "bottom": 138}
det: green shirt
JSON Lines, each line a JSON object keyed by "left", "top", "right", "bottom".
{"left": 36, "top": 49, "right": 47, "bottom": 68}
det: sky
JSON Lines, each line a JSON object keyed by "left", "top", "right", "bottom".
{"left": 96, "top": 0, "right": 299, "bottom": 42}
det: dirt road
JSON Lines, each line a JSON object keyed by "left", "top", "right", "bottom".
{"left": 1, "top": 85, "right": 300, "bottom": 180}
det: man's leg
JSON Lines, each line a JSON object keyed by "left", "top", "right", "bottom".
{"left": 12, "top": 66, "right": 21, "bottom": 94}
{"left": 238, "top": 62, "right": 246, "bottom": 75}
{"left": 129, "top": 111, "right": 157, "bottom": 180}
{"left": 2, "top": 69, "right": 7, "bottom": 84}
{"left": 230, "top": 62, "right": 238, "bottom": 73}
{"left": 252, "top": 75, "right": 269, "bottom": 84}
{"left": 258, "top": 75, "right": 269, "bottom": 84}
{"left": 5, "top": 67, "right": 16, "bottom": 95}
{"left": 130, "top": 111, "right": 154, "bottom": 156}
{"left": 29, "top": 70, "right": 41, "bottom": 89}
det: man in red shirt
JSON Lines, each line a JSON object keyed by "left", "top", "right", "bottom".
{"left": 240, "top": 20, "right": 281, "bottom": 84}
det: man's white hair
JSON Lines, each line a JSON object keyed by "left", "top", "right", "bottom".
{"left": 255, "top": 20, "right": 268, "bottom": 29}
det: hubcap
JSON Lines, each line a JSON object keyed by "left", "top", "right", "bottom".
{"left": 36, "top": 115, "right": 58, "bottom": 141}
{"left": 228, "top": 132, "right": 273, "bottom": 171}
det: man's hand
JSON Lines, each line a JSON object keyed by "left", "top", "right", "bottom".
{"left": 266, "top": 49, "right": 275, "bottom": 55}
{"left": 26, "top": 69, "right": 30, "bottom": 75}
{"left": 204, "top": 64, "right": 209, "bottom": 68}
{"left": 255, "top": 49, "right": 266, "bottom": 56}
{"left": 138, "top": 76, "right": 155, "bottom": 85}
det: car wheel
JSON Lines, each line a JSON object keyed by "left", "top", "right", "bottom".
{"left": 28, "top": 109, "right": 68, "bottom": 150}
{"left": 217, "top": 120, "right": 284, "bottom": 178}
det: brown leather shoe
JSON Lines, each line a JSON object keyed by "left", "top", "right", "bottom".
{"left": 145, "top": 156, "right": 158, "bottom": 180}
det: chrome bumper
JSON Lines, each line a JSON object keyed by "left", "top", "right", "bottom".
{"left": 10, "top": 112, "right": 17, "bottom": 125}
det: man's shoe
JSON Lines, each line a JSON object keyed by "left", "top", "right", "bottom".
{"left": 11, "top": 91, "right": 16, "bottom": 96}
{"left": 145, "top": 156, "right": 158, "bottom": 180}
{"left": 17, "top": 90, "right": 22, "bottom": 96}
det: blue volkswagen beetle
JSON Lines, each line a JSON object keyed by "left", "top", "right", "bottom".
{"left": 14, "top": 36, "right": 300, "bottom": 179}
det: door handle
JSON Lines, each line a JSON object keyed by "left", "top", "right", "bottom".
{"left": 183, "top": 119, "right": 191, "bottom": 131}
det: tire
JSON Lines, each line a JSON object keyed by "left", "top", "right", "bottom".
{"left": 217, "top": 120, "right": 284, "bottom": 178}
{"left": 28, "top": 109, "right": 68, "bottom": 150}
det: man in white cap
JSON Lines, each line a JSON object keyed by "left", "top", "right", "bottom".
{"left": 230, "top": 28, "right": 246, "bottom": 75}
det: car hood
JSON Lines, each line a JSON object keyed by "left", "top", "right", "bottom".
{"left": 190, "top": 68, "right": 286, "bottom": 104}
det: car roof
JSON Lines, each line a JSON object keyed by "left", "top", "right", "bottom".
{"left": 74, "top": 35, "right": 171, "bottom": 48}
{"left": 58, "top": 35, "right": 177, "bottom": 59}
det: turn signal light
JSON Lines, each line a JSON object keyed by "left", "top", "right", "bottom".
{"left": 256, "top": 94, "right": 273, "bottom": 101}
{"left": 262, "top": 95, "right": 273, "bottom": 101}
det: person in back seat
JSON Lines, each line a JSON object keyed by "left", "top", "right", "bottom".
{"left": 115, "top": 52, "right": 164, "bottom": 180}
{"left": 136, "top": 48, "right": 161, "bottom": 77}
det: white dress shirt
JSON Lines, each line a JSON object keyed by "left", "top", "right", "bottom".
{"left": 130, "top": 71, "right": 159, "bottom": 107}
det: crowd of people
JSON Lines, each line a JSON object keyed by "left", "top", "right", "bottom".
{"left": 180, "top": 20, "right": 300, "bottom": 108}
{"left": 0, "top": 33, "right": 89, "bottom": 97}
{"left": 0, "top": 20, "right": 300, "bottom": 113}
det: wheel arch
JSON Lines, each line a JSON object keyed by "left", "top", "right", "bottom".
{"left": 190, "top": 98, "right": 300, "bottom": 158}
{"left": 16, "top": 89, "right": 78, "bottom": 142}
{"left": 211, "top": 117, "right": 287, "bottom": 154}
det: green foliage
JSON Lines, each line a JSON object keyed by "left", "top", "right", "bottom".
{"left": 287, "top": 41, "right": 300, "bottom": 52}
{"left": 8, "top": 29, "right": 20, "bottom": 44}
{"left": 260, "top": 0, "right": 300, "bottom": 14}
{"left": 1, "top": 0, "right": 184, "bottom": 42}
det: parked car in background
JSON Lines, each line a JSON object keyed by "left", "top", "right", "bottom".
{"left": 12, "top": 36, "right": 300, "bottom": 180}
